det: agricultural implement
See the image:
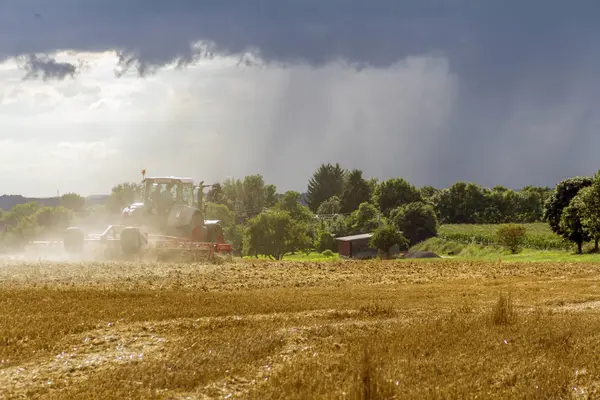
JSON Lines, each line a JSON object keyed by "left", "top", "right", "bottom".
{"left": 59, "top": 170, "right": 233, "bottom": 262}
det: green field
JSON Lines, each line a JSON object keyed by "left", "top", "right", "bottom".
{"left": 411, "top": 222, "right": 600, "bottom": 262}
{"left": 437, "top": 223, "right": 571, "bottom": 250}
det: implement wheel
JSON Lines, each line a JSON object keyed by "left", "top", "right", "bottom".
{"left": 120, "top": 227, "right": 142, "bottom": 255}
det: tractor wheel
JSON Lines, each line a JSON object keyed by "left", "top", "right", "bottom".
{"left": 120, "top": 227, "right": 142, "bottom": 255}
{"left": 64, "top": 227, "right": 84, "bottom": 254}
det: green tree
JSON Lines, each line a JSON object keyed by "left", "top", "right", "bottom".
{"left": 543, "top": 176, "right": 592, "bottom": 240}
{"left": 496, "top": 224, "right": 527, "bottom": 254}
{"left": 3, "top": 215, "right": 37, "bottom": 249}
{"left": 419, "top": 185, "right": 441, "bottom": 205}
{"left": 60, "top": 193, "right": 86, "bottom": 212}
{"left": 390, "top": 202, "right": 438, "bottom": 246}
{"left": 264, "top": 184, "right": 278, "bottom": 208}
{"left": 324, "top": 214, "right": 349, "bottom": 238}
{"left": 306, "top": 163, "right": 346, "bottom": 212}
{"left": 559, "top": 200, "right": 590, "bottom": 254}
{"left": 522, "top": 185, "right": 553, "bottom": 206}
{"left": 242, "top": 174, "right": 266, "bottom": 218}
{"left": 340, "top": 169, "right": 372, "bottom": 213}
{"left": 35, "top": 206, "right": 71, "bottom": 231}
{"left": 346, "top": 202, "right": 381, "bottom": 234}
{"left": 243, "top": 210, "right": 310, "bottom": 260}
{"left": 373, "top": 177, "right": 421, "bottom": 216}
{"left": 224, "top": 223, "right": 245, "bottom": 255}
{"left": 370, "top": 225, "right": 409, "bottom": 259}
{"left": 206, "top": 183, "right": 225, "bottom": 205}
{"left": 277, "top": 191, "right": 314, "bottom": 223}
{"left": 434, "top": 182, "right": 487, "bottom": 224}
{"left": 514, "top": 189, "right": 544, "bottom": 223}
{"left": 205, "top": 202, "right": 234, "bottom": 226}
{"left": 317, "top": 196, "right": 342, "bottom": 215}
{"left": 4, "top": 202, "right": 40, "bottom": 224}
{"left": 107, "top": 182, "right": 141, "bottom": 213}
{"left": 572, "top": 179, "right": 600, "bottom": 251}
{"left": 221, "top": 177, "right": 245, "bottom": 213}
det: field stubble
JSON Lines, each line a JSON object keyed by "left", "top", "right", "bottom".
{"left": 1, "top": 258, "right": 600, "bottom": 398}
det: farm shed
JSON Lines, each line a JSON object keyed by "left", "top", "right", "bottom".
{"left": 336, "top": 233, "right": 378, "bottom": 259}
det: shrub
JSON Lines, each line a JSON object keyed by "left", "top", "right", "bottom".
{"left": 496, "top": 224, "right": 527, "bottom": 254}
{"left": 321, "top": 249, "right": 335, "bottom": 258}
{"left": 316, "top": 231, "right": 337, "bottom": 252}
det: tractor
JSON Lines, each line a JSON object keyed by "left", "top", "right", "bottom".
{"left": 62, "top": 170, "right": 233, "bottom": 261}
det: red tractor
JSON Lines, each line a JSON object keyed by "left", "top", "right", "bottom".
{"left": 63, "top": 170, "right": 233, "bottom": 261}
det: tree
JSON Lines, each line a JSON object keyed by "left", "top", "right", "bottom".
{"left": 205, "top": 202, "right": 234, "bottom": 226}
{"left": 390, "top": 202, "right": 438, "bottom": 246}
{"left": 373, "top": 177, "right": 421, "bottom": 216}
{"left": 60, "top": 193, "right": 86, "bottom": 212}
{"left": 514, "top": 189, "right": 544, "bottom": 223}
{"left": 324, "top": 214, "right": 349, "bottom": 238}
{"left": 346, "top": 202, "right": 381, "bottom": 235}
{"left": 543, "top": 176, "right": 592, "bottom": 239}
{"left": 206, "top": 183, "right": 225, "bottom": 205}
{"left": 4, "top": 202, "right": 40, "bottom": 224}
{"left": 572, "top": 178, "right": 600, "bottom": 251}
{"left": 264, "top": 184, "right": 278, "bottom": 208}
{"left": 340, "top": 169, "right": 372, "bottom": 213}
{"left": 224, "top": 223, "right": 245, "bottom": 256}
{"left": 522, "top": 185, "right": 553, "bottom": 206}
{"left": 242, "top": 174, "right": 266, "bottom": 218}
{"left": 496, "top": 224, "right": 527, "bottom": 254}
{"left": 243, "top": 210, "right": 310, "bottom": 260}
{"left": 306, "top": 163, "right": 346, "bottom": 212}
{"left": 317, "top": 196, "right": 342, "bottom": 215}
{"left": 107, "top": 182, "right": 141, "bottom": 213}
{"left": 419, "top": 186, "right": 441, "bottom": 205}
{"left": 434, "top": 182, "right": 487, "bottom": 224}
{"left": 559, "top": 200, "right": 590, "bottom": 254}
{"left": 221, "top": 177, "right": 245, "bottom": 213}
{"left": 277, "top": 191, "right": 314, "bottom": 223}
{"left": 370, "top": 225, "right": 409, "bottom": 258}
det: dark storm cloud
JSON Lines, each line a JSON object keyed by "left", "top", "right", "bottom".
{"left": 20, "top": 54, "right": 81, "bottom": 80}
{"left": 2, "top": 0, "right": 600, "bottom": 190}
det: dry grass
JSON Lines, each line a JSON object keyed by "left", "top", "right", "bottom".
{"left": 1, "top": 257, "right": 600, "bottom": 398}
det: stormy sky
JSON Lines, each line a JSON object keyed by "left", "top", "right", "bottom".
{"left": 1, "top": 1, "right": 600, "bottom": 197}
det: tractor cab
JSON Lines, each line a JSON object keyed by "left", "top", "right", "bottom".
{"left": 142, "top": 176, "right": 196, "bottom": 211}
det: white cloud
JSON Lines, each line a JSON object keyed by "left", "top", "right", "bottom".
{"left": 0, "top": 48, "right": 458, "bottom": 197}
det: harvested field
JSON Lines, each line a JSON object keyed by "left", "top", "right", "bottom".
{"left": 2, "top": 258, "right": 600, "bottom": 398}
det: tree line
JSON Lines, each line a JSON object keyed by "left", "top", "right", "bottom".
{"left": 0, "top": 162, "right": 574, "bottom": 258}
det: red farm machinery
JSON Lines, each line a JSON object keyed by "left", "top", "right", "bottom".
{"left": 62, "top": 170, "right": 233, "bottom": 262}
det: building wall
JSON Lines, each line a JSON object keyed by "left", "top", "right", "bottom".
{"left": 350, "top": 238, "right": 371, "bottom": 255}
{"left": 338, "top": 240, "right": 351, "bottom": 257}
{"left": 338, "top": 238, "right": 377, "bottom": 259}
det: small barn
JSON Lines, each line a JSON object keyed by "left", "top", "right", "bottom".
{"left": 335, "top": 233, "right": 377, "bottom": 259}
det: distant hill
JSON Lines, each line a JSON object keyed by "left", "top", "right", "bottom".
{"left": 0, "top": 194, "right": 111, "bottom": 211}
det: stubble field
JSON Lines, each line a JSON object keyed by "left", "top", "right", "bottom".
{"left": 1, "top": 257, "right": 600, "bottom": 399}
